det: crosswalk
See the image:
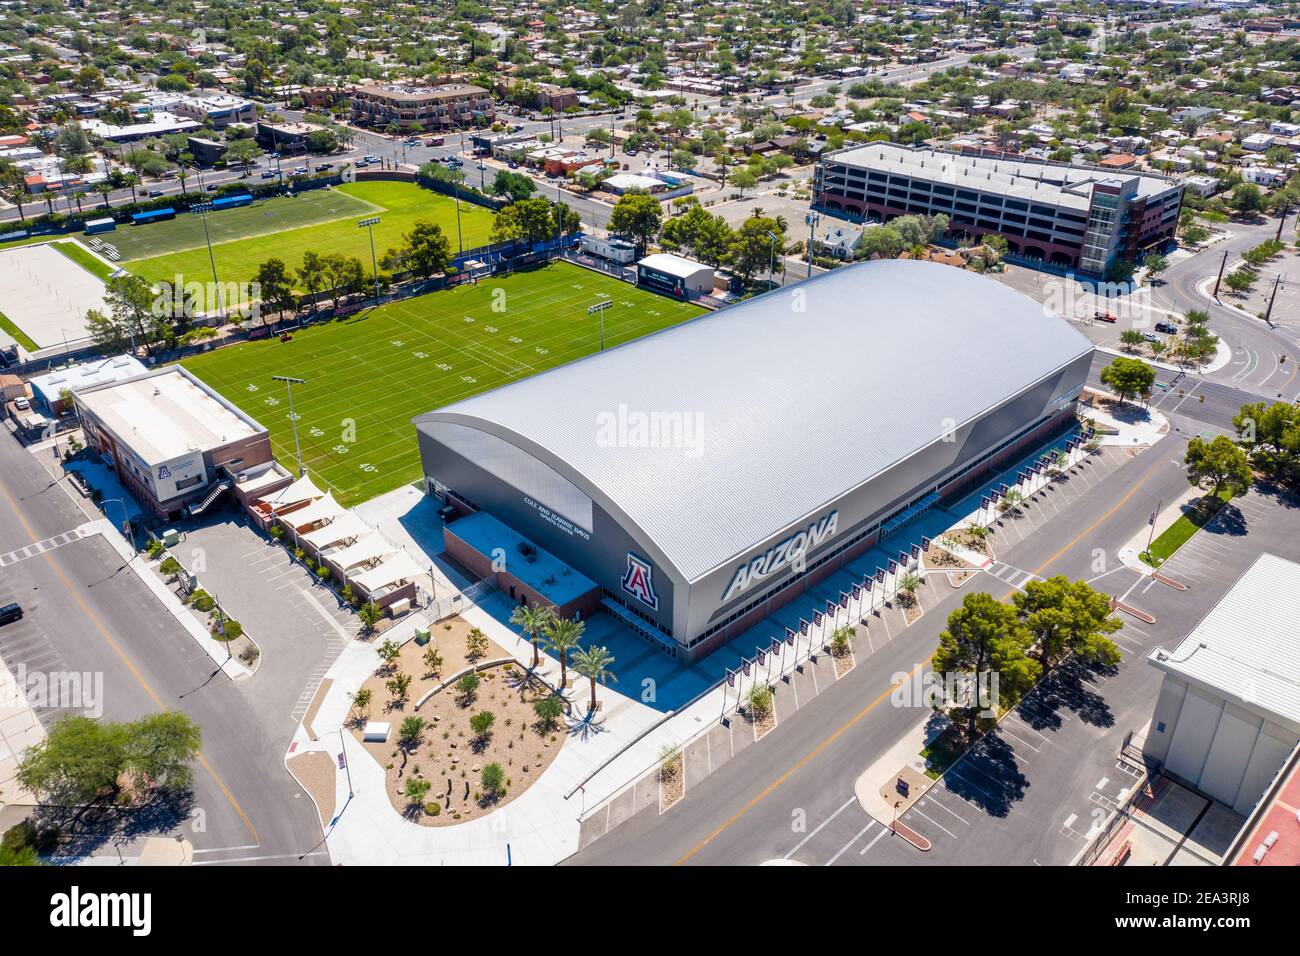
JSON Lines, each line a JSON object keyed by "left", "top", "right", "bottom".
{"left": 985, "top": 561, "right": 1038, "bottom": 592}
{"left": 0, "top": 527, "right": 93, "bottom": 569}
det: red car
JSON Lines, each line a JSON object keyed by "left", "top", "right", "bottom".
{"left": 1094, "top": 311, "right": 1118, "bottom": 323}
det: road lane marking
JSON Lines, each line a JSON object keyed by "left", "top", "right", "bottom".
{"left": 0, "top": 478, "right": 262, "bottom": 847}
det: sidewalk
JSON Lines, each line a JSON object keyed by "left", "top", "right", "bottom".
{"left": 854, "top": 710, "right": 942, "bottom": 823}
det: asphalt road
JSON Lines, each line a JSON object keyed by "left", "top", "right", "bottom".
{"left": 0, "top": 430, "right": 327, "bottom": 864}
{"left": 566, "top": 391, "right": 1296, "bottom": 866}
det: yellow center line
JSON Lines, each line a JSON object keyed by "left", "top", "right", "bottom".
{"left": 674, "top": 449, "right": 1168, "bottom": 865}
{"left": 0, "top": 479, "right": 260, "bottom": 846}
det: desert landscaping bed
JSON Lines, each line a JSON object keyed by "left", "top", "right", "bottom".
{"left": 347, "top": 615, "right": 565, "bottom": 827}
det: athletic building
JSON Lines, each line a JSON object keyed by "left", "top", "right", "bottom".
{"left": 415, "top": 260, "right": 1093, "bottom": 661}
{"left": 814, "top": 143, "right": 1184, "bottom": 277}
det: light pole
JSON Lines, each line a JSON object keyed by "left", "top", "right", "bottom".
{"left": 587, "top": 299, "right": 612, "bottom": 350}
{"left": 191, "top": 202, "right": 227, "bottom": 323}
{"left": 358, "top": 217, "right": 382, "bottom": 307}
{"left": 272, "top": 375, "right": 307, "bottom": 477}
{"left": 806, "top": 210, "right": 821, "bottom": 279}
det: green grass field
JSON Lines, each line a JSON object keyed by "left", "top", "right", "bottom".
{"left": 114, "top": 181, "right": 495, "bottom": 290}
{"left": 52, "top": 239, "right": 117, "bottom": 282}
{"left": 1140, "top": 488, "right": 1235, "bottom": 568}
{"left": 181, "top": 262, "right": 704, "bottom": 506}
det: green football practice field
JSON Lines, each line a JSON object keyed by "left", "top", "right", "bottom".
{"left": 181, "top": 262, "right": 704, "bottom": 505}
{"left": 110, "top": 181, "right": 495, "bottom": 289}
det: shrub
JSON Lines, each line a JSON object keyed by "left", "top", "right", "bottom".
{"left": 746, "top": 685, "right": 773, "bottom": 721}
{"left": 145, "top": 539, "right": 165, "bottom": 559}
{"left": 465, "top": 627, "right": 489, "bottom": 661}
{"left": 455, "top": 672, "right": 480, "bottom": 704}
{"left": 533, "top": 693, "right": 563, "bottom": 730}
{"left": 188, "top": 589, "right": 215, "bottom": 612}
{"left": 469, "top": 710, "right": 496, "bottom": 738}
{"left": 404, "top": 777, "right": 431, "bottom": 805}
{"left": 481, "top": 762, "right": 505, "bottom": 795}
{"left": 158, "top": 556, "right": 182, "bottom": 579}
{"left": 269, "top": 524, "right": 284, "bottom": 540}
{"left": 424, "top": 801, "right": 441, "bottom": 816}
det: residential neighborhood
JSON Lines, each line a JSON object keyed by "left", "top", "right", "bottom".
{"left": 0, "top": 0, "right": 1296, "bottom": 931}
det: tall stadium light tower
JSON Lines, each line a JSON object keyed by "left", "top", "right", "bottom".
{"left": 191, "top": 202, "right": 227, "bottom": 323}
{"left": 358, "top": 217, "right": 382, "bottom": 307}
{"left": 272, "top": 376, "right": 308, "bottom": 477}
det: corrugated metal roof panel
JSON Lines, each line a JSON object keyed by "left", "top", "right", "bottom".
{"left": 1150, "top": 552, "right": 1300, "bottom": 731}
{"left": 416, "top": 259, "right": 1094, "bottom": 581}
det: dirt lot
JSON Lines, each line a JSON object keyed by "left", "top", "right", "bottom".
{"left": 347, "top": 615, "right": 565, "bottom": 826}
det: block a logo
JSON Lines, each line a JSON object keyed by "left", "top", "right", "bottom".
{"left": 621, "top": 553, "right": 659, "bottom": 610}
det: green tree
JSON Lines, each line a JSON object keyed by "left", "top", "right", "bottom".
{"left": 1184, "top": 434, "right": 1253, "bottom": 502}
{"left": 728, "top": 215, "right": 786, "bottom": 282}
{"left": 490, "top": 196, "right": 563, "bottom": 244}
{"left": 297, "top": 251, "right": 327, "bottom": 313}
{"left": 455, "top": 671, "right": 480, "bottom": 705}
{"left": 18, "top": 713, "right": 201, "bottom": 809}
{"left": 1118, "top": 329, "right": 1146, "bottom": 353}
{"left": 389, "top": 220, "right": 452, "bottom": 281}
{"left": 1012, "top": 576, "right": 1122, "bottom": 667}
{"left": 1143, "top": 252, "right": 1168, "bottom": 282}
{"left": 491, "top": 169, "right": 537, "bottom": 202}
{"left": 254, "top": 257, "right": 296, "bottom": 323}
{"left": 481, "top": 762, "right": 506, "bottom": 796}
{"left": 608, "top": 193, "right": 663, "bottom": 254}
{"left": 1099, "top": 355, "right": 1155, "bottom": 406}
{"left": 224, "top": 137, "right": 263, "bottom": 172}
{"left": 398, "top": 715, "right": 425, "bottom": 752}
{"left": 542, "top": 615, "right": 585, "bottom": 689}
{"left": 510, "top": 603, "right": 554, "bottom": 670}
{"left": 932, "top": 592, "right": 1040, "bottom": 738}
{"left": 349, "top": 687, "right": 373, "bottom": 720}
{"left": 1234, "top": 401, "right": 1300, "bottom": 484}
{"left": 571, "top": 644, "right": 617, "bottom": 717}
{"left": 386, "top": 670, "right": 412, "bottom": 705}
{"left": 469, "top": 710, "right": 496, "bottom": 741}
{"left": 403, "top": 776, "right": 432, "bottom": 806}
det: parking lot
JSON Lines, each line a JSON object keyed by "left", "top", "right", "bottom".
{"left": 174, "top": 514, "right": 357, "bottom": 728}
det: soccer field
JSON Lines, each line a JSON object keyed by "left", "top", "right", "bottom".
{"left": 181, "top": 262, "right": 704, "bottom": 506}
{"left": 116, "top": 181, "right": 495, "bottom": 290}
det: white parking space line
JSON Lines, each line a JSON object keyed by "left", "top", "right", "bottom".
{"left": 998, "top": 725, "right": 1042, "bottom": 752}
{"left": 1095, "top": 777, "right": 1109, "bottom": 791}
{"left": 826, "top": 821, "right": 877, "bottom": 865}
{"left": 860, "top": 826, "right": 889, "bottom": 856}
{"left": 783, "top": 797, "right": 856, "bottom": 859}
{"left": 908, "top": 807, "right": 958, "bottom": 840}
{"left": 921, "top": 795, "right": 969, "bottom": 825}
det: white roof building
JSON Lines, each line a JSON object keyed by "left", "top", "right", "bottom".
{"left": 1145, "top": 553, "right": 1300, "bottom": 815}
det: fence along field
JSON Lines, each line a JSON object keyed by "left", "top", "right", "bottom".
{"left": 181, "top": 261, "right": 704, "bottom": 505}
{"left": 115, "top": 181, "right": 495, "bottom": 291}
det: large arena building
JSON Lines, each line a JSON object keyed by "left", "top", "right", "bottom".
{"left": 415, "top": 260, "right": 1094, "bottom": 661}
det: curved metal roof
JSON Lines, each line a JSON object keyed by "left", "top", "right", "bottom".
{"left": 416, "top": 259, "right": 1093, "bottom": 582}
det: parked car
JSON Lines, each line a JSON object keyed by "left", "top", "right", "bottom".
{"left": 364, "top": 154, "right": 381, "bottom": 163}
{"left": 205, "top": 183, "right": 219, "bottom": 191}
{"left": 148, "top": 189, "right": 164, "bottom": 198}
{"left": 260, "top": 170, "right": 277, "bottom": 179}
{"left": 1093, "top": 311, "right": 1117, "bottom": 323}
{"left": 1141, "top": 331, "right": 1161, "bottom": 343}
{"left": 1154, "top": 321, "right": 1178, "bottom": 335}
{"left": 293, "top": 166, "right": 308, "bottom": 175}
{"left": 0, "top": 603, "right": 22, "bottom": 626}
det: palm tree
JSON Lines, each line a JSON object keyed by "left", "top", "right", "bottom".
{"left": 509, "top": 602, "right": 554, "bottom": 670}
{"left": 572, "top": 644, "right": 616, "bottom": 717}
{"left": 542, "top": 615, "right": 584, "bottom": 689}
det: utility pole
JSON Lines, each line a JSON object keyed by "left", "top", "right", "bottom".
{"left": 1211, "top": 248, "right": 1228, "bottom": 299}
{"left": 1264, "top": 274, "right": 1282, "bottom": 327}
